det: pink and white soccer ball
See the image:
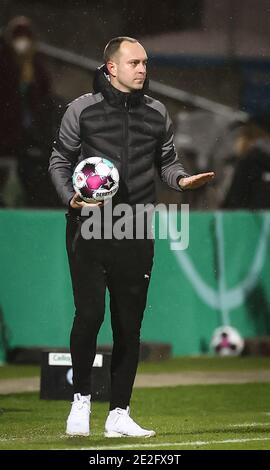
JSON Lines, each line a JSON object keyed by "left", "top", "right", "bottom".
{"left": 72, "top": 157, "right": 119, "bottom": 202}
{"left": 210, "top": 326, "right": 244, "bottom": 356}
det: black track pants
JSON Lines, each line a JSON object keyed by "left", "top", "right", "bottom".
{"left": 66, "top": 215, "right": 154, "bottom": 409}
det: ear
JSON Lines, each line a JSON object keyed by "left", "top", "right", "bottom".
{"left": 106, "top": 60, "right": 117, "bottom": 78}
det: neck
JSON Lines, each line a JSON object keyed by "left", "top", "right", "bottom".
{"left": 110, "top": 77, "right": 132, "bottom": 94}
{"left": 93, "top": 65, "right": 147, "bottom": 109}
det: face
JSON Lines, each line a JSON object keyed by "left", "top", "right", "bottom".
{"left": 11, "top": 36, "right": 34, "bottom": 57}
{"left": 107, "top": 41, "right": 147, "bottom": 93}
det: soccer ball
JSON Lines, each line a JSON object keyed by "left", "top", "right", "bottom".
{"left": 210, "top": 326, "right": 244, "bottom": 356}
{"left": 72, "top": 157, "right": 119, "bottom": 202}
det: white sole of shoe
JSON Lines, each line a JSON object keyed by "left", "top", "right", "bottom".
{"left": 104, "top": 431, "right": 156, "bottom": 438}
{"left": 66, "top": 431, "right": 90, "bottom": 437}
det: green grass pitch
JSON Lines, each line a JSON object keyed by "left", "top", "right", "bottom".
{"left": 1, "top": 357, "right": 270, "bottom": 450}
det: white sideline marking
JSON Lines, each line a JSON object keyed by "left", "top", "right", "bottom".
{"left": 230, "top": 422, "right": 270, "bottom": 428}
{"left": 80, "top": 437, "right": 270, "bottom": 450}
{"left": 0, "top": 433, "right": 101, "bottom": 442}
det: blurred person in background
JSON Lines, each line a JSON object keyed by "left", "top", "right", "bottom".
{"left": 0, "top": 16, "right": 57, "bottom": 207}
{"left": 222, "top": 116, "right": 270, "bottom": 209}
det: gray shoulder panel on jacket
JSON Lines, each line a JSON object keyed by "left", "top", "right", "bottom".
{"left": 144, "top": 95, "right": 167, "bottom": 119}
{"left": 68, "top": 92, "right": 104, "bottom": 115}
{"left": 58, "top": 93, "right": 104, "bottom": 151}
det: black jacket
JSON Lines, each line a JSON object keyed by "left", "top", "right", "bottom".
{"left": 49, "top": 65, "right": 188, "bottom": 207}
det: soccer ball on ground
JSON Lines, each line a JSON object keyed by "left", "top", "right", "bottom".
{"left": 72, "top": 157, "right": 119, "bottom": 202}
{"left": 210, "top": 326, "right": 244, "bottom": 356}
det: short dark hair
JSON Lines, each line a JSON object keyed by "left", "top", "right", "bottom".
{"left": 103, "top": 36, "right": 138, "bottom": 63}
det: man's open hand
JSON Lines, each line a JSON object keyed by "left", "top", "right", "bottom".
{"left": 179, "top": 172, "right": 215, "bottom": 190}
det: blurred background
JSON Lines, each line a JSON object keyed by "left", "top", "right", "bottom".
{"left": 1, "top": 0, "right": 270, "bottom": 362}
{"left": 1, "top": 0, "right": 270, "bottom": 210}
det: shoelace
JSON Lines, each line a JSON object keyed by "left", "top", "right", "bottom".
{"left": 72, "top": 399, "right": 90, "bottom": 411}
{"left": 114, "top": 409, "right": 138, "bottom": 428}
{"left": 114, "top": 407, "right": 130, "bottom": 415}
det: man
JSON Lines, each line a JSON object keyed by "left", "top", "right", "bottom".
{"left": 0, "top": 16, "right": 54, "bottom": 207}
{"left": 49, "top": 37, "right": 214, "bottom": 438}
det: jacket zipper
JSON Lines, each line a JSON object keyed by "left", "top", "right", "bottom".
{"left": 122, "top": 96, "right": 129, "bottom": 184}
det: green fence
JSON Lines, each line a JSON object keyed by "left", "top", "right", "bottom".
{"left": 1, "top": 209, "right": 270, "bottom": 362}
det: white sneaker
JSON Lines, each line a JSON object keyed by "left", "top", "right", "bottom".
{"left": 104, "top": 407, "right": 156, "bottom": 438}
{"left": 66, "top": 393, "right": 91, "bottom": 436}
